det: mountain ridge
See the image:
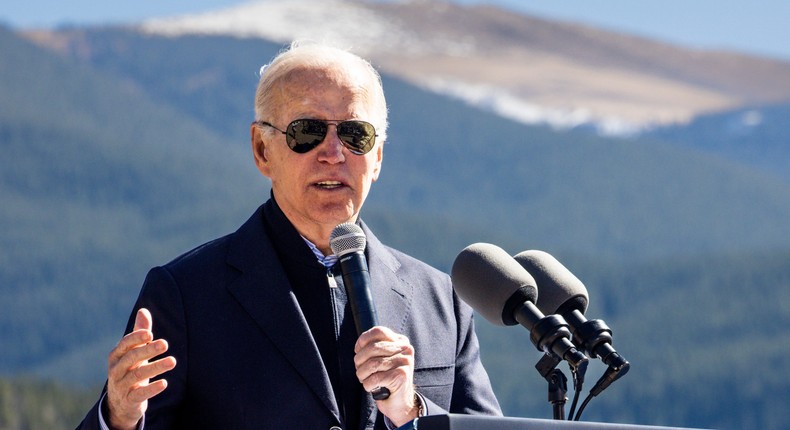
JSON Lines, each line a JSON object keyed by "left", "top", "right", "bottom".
{"left": 129, "top": 0, "right": 790, "bottom": 134}
{"left": 25, "top": 0, "right": 790, "bottom": 135}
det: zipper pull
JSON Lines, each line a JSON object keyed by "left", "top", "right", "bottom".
{"left": 326, "top": 269, "right": 338, "bottom": 289}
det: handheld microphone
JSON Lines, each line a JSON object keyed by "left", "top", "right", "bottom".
{"left": 514, "top": 250, "right": 629, "bottom": 395}
{"left": 451, "top": 243, "right": 588, "bottom": 375}
{"left": 329, "top": 223, "right": 390, "bottom": 401}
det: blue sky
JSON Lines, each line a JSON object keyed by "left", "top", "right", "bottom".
{"left": 3, "top": 0, "right": 789, "bottom": 61}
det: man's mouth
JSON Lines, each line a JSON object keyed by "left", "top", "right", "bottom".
{"left": 315, "top": 181, "right": 344, "bottom": 189}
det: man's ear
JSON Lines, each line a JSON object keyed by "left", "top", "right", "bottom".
{"left": 371, "top": 142, "right": 383, "bottom": 182}
{"left": 251, "top": 124, "right": 270, "bottom": 176}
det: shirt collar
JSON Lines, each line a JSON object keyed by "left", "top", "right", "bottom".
{"left": 302, "top": 235, "right": 338, "bottom": 269}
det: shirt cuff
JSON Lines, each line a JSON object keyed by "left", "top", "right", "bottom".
{"left": 383, "top": 392, "right": 426, "bottom": 430}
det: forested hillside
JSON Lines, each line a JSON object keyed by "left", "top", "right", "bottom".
{"left": 36, "top": 28, "right": 790, "bottom": 261}
{"left": 648, "top": 102, "right": 790, "bottom": 182}
{"left": 478, "top": 248, "right": 790, "bottom": 429}
{"left": 2, "top": 26, "right": 790, "bottom": 429}
{"left": 0, "top": 26, "right": 267, "bottom": 382}
{"left": 0, "top": 377, "right": 97, "bottom": 430}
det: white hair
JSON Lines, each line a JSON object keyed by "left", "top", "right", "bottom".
{"left": 253, "top": 41, "right": 388, "bottom": 142}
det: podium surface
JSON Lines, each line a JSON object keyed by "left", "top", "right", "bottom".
{"left": 403, "top": 414, "right": 709, "bottom": 430}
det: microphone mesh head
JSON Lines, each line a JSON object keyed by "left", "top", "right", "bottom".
{"left": 330, "top": 223, "right": 366, "bottom": 256}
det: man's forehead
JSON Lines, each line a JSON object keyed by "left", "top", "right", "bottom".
{"left": 275, "top": 79, "right": 370, "bottom": 116}
{"left": 281, "top": 99, "right": 371, "bottom": 122}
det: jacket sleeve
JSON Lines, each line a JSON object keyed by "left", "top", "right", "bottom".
{"left": 126, "top": 266, "right": 189, "bottom": 428}
{"left": 74, "top": 397, "right": 102, "bottom": 430}
{"left": 75, "top": 266, "right": 188, "bottom": 430}
{"left": 448, "top": 290, "right": 502, "bottom": 416}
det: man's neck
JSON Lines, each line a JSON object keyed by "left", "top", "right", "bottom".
{"left": 287, "top": 223, "right": 332, "bottom": 255}
{"left": 269, "top": 193, "right": 358, "bottom": 255}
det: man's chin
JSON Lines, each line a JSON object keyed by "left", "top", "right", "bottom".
{"left": 311, "top": 206, "right": 359, "bottom": 226}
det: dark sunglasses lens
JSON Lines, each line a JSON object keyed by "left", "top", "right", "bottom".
{"left": 286, "top": 119, "right": 376, "bottom": 154}
{"left": 287, "top": 119, "right": 327, "bottom": 153}
{"left": 337, "top": 121, "right": 376, "bottom": 154}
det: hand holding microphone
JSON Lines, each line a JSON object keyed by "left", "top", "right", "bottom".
{"left": 330, "top": 223, "right": 391, "bottom": 401}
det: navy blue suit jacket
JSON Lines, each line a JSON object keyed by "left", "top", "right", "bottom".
{"left": 77, "top": 204, "right": 501, "bottom": 429}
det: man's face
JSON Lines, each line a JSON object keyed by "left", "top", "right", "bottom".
{"left": 251, "top": 68, "right": 383, "bottom": 236}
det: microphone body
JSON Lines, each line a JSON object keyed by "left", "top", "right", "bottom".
{"left": 337, "top": 249, "right": 379, "bottom": 334}
{"left": 451, "top": 243, "right": 588, "bottom": 374}
{"left": 514, "top": 250, "right": 630, "bottom": 394}
{"left": 329, "top": 223, "right": 390, "bottom": 400}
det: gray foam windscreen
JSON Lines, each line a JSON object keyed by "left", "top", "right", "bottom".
{"left": 451, "top": 243, "right": 538, "bottom": 326}
{"left": 513, "top": 250, "right": 588, "bottom": 315}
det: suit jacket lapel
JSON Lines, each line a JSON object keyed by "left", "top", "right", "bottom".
{"left": 224, "top": 208, "right": 341, "bottom": 421}
{"left": 364, "top": 224, "right": 413, "bottom": 333}
{"left": 358, "top": 222, "right": 416, "bottom": 429}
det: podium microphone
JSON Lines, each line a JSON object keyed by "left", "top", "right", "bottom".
{"left": 451, "top": 243, "right": 588, "bottom": 375}
{"left": 330, "top": 223, "right": 390, "bottom": 401}
{"left": 514, "top": 250, "right": 630, "bottom": 396}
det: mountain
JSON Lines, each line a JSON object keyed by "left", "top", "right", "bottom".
{"left": 3, "top": 7, "right": 790, "bottom": 429}
{"left": 19, "top": 27, "right": 790, "bottom": 261}
{"left": 0, "top": 25, "right": 268, "bottom": 381}
{"left": 124, "top": 0, "right": 790, "bottom": 135}
{"left": 646, "top": 102, "right": 790, "bottom": 182}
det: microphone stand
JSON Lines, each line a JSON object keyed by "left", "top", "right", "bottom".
{"left": 536, "top": 354, "right": 567, "bottom": 420}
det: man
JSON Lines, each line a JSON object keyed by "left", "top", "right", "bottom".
{"left": 77, "top": 41, "right": 501, "bottom": 430}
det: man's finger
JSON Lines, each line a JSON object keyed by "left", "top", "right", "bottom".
{"left": 360, "top": 365, "right": 411, "bottom": 395}
{"left": 109, "top": 308, "right": 156, "bottom": 364}
{"left": 127, "top": 355, "right": 177, "bottom": 385}
{"left": 115, "top": 339, "right": 168, "bottom": 370}
{"left": 109, "top": 330, "right": 155, "bottom": 363}
{"left": 356, "top": 352, "right": 412, "bottom": 381}
{"left": 127, "top": 379, "right": 170, "bottom": 404}
{"left": 354, "top": 326, "right": 395, "bottom": 352}
{"left": 134, "top": 308, "right": 153, "bottom": 332}
{"left": 354, "top": 341, "right": 411, "bottom": 366}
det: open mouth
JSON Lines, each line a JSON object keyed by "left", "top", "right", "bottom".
{"left": 315, "top": 181, "right": 344, "bottom": 189}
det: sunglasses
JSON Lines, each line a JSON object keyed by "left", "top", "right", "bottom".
{"left": 254, "top": 118, "right": 377, "bottom": 155}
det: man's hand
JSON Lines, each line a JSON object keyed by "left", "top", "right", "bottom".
{"left": 105, "top": 308, "right": 176, "bottom": 430}
{"left": 354, "top": 326, "right": 420, "bottom": 427}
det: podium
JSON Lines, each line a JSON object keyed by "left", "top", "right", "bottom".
{"left": 399, "top": 414, "right": 709, "bottom": 430}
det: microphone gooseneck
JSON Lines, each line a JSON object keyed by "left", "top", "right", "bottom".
{"left": 329, "top": 223, "right": 390, "bottom": 401}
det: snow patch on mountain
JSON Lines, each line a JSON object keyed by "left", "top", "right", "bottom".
{"left": 422, "top": 78, "right": 644, "bottom": 136}
{"left": 140, "top": 0, "right": 473, "bottom": 57}
{"left": 140, "top": 0, "right": 646, "bottom": 136}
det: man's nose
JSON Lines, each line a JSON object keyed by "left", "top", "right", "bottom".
{"left": 316, "top": 124, "right": 345, "bottom": 163}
